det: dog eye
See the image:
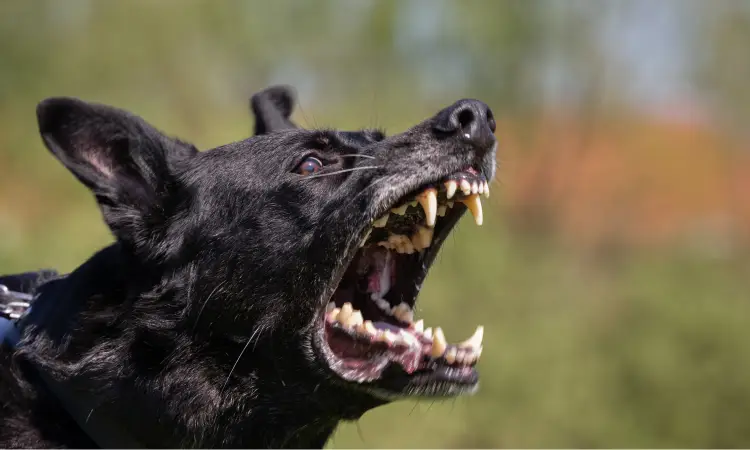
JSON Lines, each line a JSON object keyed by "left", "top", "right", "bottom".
{"left": 296, "top": 156, "right": 324, "bottom": 175}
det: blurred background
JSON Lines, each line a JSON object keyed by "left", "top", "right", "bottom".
{"left": 1, "top": 0, "right": 749, "bottom": 447}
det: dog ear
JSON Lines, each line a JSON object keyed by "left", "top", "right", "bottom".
{"left": 250, "top": 85, "right": 298, "bottom": 135}
{"left": 37, "top": 97, "right": 197, "bottom": 248}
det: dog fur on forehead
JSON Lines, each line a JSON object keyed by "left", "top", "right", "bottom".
{"left": 0, "top": 85, "right": 494, "bottom": 448}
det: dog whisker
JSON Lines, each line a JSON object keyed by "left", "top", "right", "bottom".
{"left": 299, "top": 166, "right": 380, "bottom": 180}
{"left": 338, "top": 154, "right": 376, "bottom": 159}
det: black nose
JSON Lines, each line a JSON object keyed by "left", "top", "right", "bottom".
{"left": 433, "top": 99, "right": 496, "bottom": 149}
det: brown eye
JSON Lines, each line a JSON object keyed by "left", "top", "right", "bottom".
{"left": 296, "top": 156, "right": 324, "bottom": 175}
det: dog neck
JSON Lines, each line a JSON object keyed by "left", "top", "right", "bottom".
{"left": 15, "top": 243, "right": 382, "bottom": 448}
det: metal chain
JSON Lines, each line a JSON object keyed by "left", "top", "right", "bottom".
{"left": 0, "top": 284, "right": 32, "bottom": 320}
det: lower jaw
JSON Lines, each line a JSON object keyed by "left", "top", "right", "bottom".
{"left": 315, "top": 317, "right": 481, "bottom": 397}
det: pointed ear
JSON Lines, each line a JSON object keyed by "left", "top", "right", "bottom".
{"left": 37, "top": 97, "right": 197, "bottom": 247}
{"left": 250, "top": 85, "right": 298, "bottom": 135}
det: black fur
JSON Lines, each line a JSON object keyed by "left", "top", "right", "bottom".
{"left": 0, "top": 85, "right": 496, "bottom": 448}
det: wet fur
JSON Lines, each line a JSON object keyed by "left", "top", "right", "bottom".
{"left": 0, "top": 86, "right": 495, "bottom": 448}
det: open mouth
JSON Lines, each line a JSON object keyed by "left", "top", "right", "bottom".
{"left": 316, "top": 168, "right": 489, "bottom": 396}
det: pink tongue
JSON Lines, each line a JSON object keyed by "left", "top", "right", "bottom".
{"left": 366, "top": 251, "right": 394, "bottom": 294}
{"left": 373, "top": 322, "right": 402, "bottom": 332}
{"left": 367, "top": 271, "right": 382, "bottom": 293}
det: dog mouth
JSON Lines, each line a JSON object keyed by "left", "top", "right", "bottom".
{"left": 315, "top": 167, "right": 489, "bottom": 397}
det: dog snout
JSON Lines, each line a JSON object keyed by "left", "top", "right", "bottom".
{"left": 432, "top": 99, "right": 496, "bottom": 150}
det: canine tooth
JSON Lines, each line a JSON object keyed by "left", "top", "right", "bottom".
{"left": 348, "top": 310, "right": 364, "bottom": 327}
{"left": 372, "top": 296, "right": 392, "bottom": 315}
{"left": 373, "top": 213, "right": 389, "bottom": 228}
{"left": 391, "top": 203, "right": 409, "bottom": 215}
{"left": 437, "top": 205, "right": 447, "bottom": 217}
{"left": 417, "top": 188, "right": 438, "bottom": 227}
{"left": 445, "top": 180, "right": 458, "bottom": 199}
{"left": 423, "top": 328, "right": 433, "bottom": 339}
{"left": 471, "top": 181, "right": 479, "bottom": 194}
{"left": 392, "top": 302, "right": 414, "bottom": 323}
{"left": 413, "top": 319, "right": 424, "bottom": 332}
{"left": 461, "top": 194, "right": 483, "bottom": 226}
{"left": 459, "top": 325, "right": 484, "bottom": 350}
{"left": 417, "top": 225, "right": 434, "bottom": 249}
{"left": 459, "top": 179, "right": 471, "bottom": 196}
{"left": 337, "top": 302, "right": 353, "bottom": 324}
{"left": 444, "top": 346, "right": 457, "bottom": 364}
{"left": 326, "top": 308, "right": 341, "bottom": 322}
{"left": 400, "top": 330, "right": 420, "bottom": 347}
{"left": 431, "top": 327, "right": 447, "bottom": 357}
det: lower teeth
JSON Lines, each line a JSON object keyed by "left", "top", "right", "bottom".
{"left": 325, "top": 301, "right": 483, "bottom": 364}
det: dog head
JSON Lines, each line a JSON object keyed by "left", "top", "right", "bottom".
{"left": 34, "top": 85, "right": 496, "bottom": 446}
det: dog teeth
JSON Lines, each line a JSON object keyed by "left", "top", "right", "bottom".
{"left": 392, "top": 302, "right": 414, "bottom": 323}
{"left": 459, "top": 179, "right": 471, "bottom": 196}
{"left": 484, "top": 181, "right": 490, "bottom": 198}
{"left": 478, "top": 182, "right": 484, "bottom": 194}
{"left": 471, "top": 181, "right": 479, "bottom": 194}
{"left": 445, "top": 180, "right": 458, "bottom": 199}
{"left": 337, "top": 302, "right": 354, "bottom": 325}
{"left": 326, "top": 302, "right": 484, "bottom": 364}
{"left": 444, "top": 346, "right": 457, "bottom": 364}
{"left": 372, "top": 295, "right": 392, "bottom": 315}
{"left": 326, "top": 307, "right": 341, "bottom": 322}
{"left": 437, "top": 205, "right": 447, "bottom": 217}
{"left": 447, "top": 200, "right": 454, "bottom": 208}
{"left": 373, "top": 213, "right": 389, "bottom": 228}
{"left": 461, "top": 194, "right": 483, "bottom": 226}
{"left": 391, "top": 203, "right": 409, "bottom": 215}
{"left": 431, "top": 327, "right": 447, "bottom": 357}
{"left": 348, "top": 310, "right": 364, "bottom": 328}
{"left": 411, "top": 225, "right": 434, "bottom": 251}
{"left": 363, "top": 320, "right": 377, "bottom": 335}
{"left": 383, "top": 330, "right": 398, "bottom": 345}
{"left": 417, "top": 188, "right": 438, "bottom": 227}
{"left": 458, "top": 325, "right": 484, "bottom": 351}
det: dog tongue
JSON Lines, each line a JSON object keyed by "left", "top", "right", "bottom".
{"left": 372, "top": 321, "right": 402, "bottom": 332}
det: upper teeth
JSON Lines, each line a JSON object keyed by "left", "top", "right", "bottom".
{"left": 373, "top": 213, "right": 389, "bottom": 228}
{"left": 459, "top": 179, "right": 472, "bottom": 196}
{"left": 445, "top": 180, "right": 458, "bottom": 199}
{"left": 391, "top": 203, "right": 409, "bottom": 215}
{"left": 461, "top": 194, "right": 483, "bottom": 226}
{"left": 416, "top": 188, "right": 438, "bottom": 227}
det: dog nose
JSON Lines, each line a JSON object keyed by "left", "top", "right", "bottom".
{"left": 432, "top": 99, "right": 496, "bottom": 149}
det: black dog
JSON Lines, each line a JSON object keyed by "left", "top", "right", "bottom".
{"left": 0, "top": 86, "right": 496, "bottom": 448}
